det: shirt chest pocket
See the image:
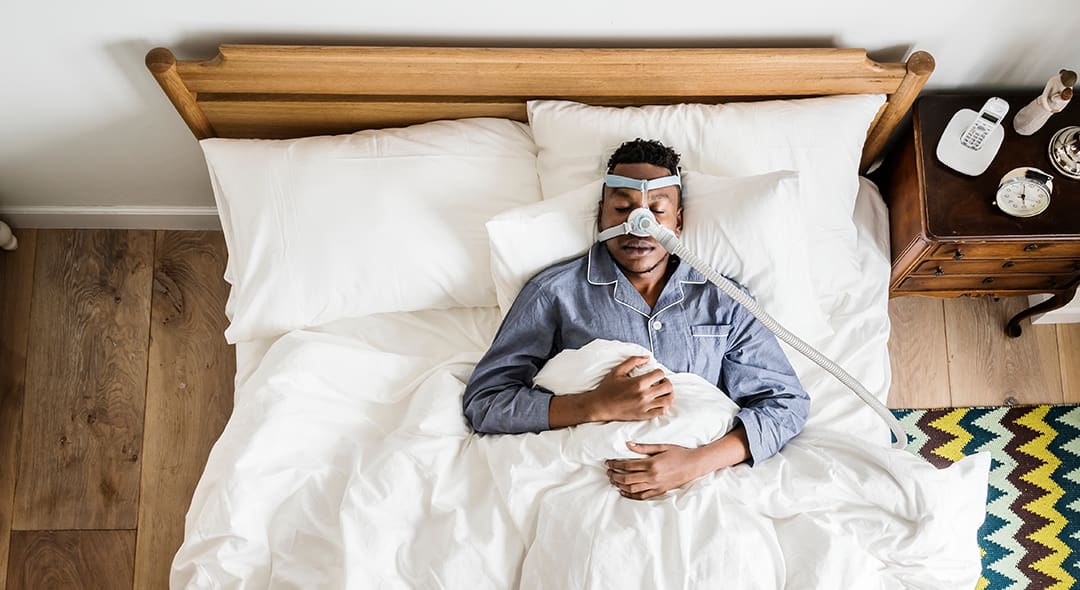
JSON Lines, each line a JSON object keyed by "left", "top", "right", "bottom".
{"left": 690, "top": 324, "right": 731, "bottom": 384}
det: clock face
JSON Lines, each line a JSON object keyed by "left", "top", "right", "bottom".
{"left": 995, "top": 179, "right": 1051, "bottom": 217}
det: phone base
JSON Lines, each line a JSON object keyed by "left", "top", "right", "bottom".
{"left": 935, "top": 109, "right": 1004, "bottom": 176}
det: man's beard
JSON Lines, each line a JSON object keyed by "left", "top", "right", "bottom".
{"left": 614, "top": 252, "right": 669, "bottom": 276}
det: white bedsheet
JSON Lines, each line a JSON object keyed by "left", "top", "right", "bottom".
{"left": 174, "top": 179, "right": 992, "bottom": 588}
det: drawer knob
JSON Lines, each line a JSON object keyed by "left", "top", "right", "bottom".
{"left": 934, "top": 266, "right": 944, "bottom": 276}
{"left": 1050, "top": 278, "right": 1059, "bottom": 288}
{"left": 982, "top": 277, "right": 995, "bottom": 284}
{"left": 1002, "top": 261, "right": 1015, "bottom": 269}
{"left": 1024, "top": 244, "right": 1039, "bottom": 252}
{"left": 953, "top": 249, "right": 964, "bottom": 260}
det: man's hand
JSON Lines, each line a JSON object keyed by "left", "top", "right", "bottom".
{"left": 606, "top": 425, "right": 752, "bottom": 500}
{"left": 605, "top": 442, "right": 705, "bottom": 500}
{"left": 549, "top": 355, "right": 673, "bottom": 429}
{"left": 583, "top": 356, "right": 674, "bottom": 422}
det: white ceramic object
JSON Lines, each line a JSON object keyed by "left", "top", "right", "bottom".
{"left": 0, "top": 221, "right": 16, "bottom": 251}
{"left": 1014, "top": 70, "right": 1075, "bottom": 136}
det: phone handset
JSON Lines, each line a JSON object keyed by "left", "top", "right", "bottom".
{"left": 959, "top": 97, "right": 1010, "bottom": 150}
{"left": 936, "top": 97, "right": 1010, "bottom": 176}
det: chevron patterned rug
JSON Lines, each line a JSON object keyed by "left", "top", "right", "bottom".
{"left": 892, "top": 405, "right": 1080, "bottom": 590}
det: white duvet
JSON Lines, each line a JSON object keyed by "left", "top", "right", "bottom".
{"left": 175, "top": 333, "right": 988, "bottom": 589}
{"left": 173, "top": 181, "right": 992, "bottom": 588}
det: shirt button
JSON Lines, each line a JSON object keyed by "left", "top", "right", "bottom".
{"left": 652, "top": 320, "right": 663, "bottom": 331}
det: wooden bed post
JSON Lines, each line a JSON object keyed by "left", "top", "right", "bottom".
{"left": 145, "top": 47, "right": 216, "bottom": 140}
{"left": 860, "top": 50, "right": 936, "bottom": 172}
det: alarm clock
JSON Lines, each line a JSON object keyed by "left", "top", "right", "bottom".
{"left": 993, "top": 167, "right": 1053, "bottom": 217}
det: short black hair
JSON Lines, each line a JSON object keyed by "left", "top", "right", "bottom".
{"left": 606, "top": 139, "right": 682, "bottom": 177}
{"left": 605, "top": 139, "right": 682, "bottom": 206}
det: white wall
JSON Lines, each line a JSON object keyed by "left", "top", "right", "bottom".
{"left": 2, "top": 0, "right": 1078, "bottom": 211}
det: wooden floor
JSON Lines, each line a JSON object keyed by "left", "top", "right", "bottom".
{"left": 887, "top": 295, "right": 1080, "bottom": 407}
{"left": 0, "top": 229, "right": 1077, "bottom": 588}
{"left": 0, "top": 230, "right": 233, "bottom": 590}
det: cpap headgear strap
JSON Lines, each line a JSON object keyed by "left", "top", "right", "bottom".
{"left": 596, "top": 172, "right": 681, "bottom": 243}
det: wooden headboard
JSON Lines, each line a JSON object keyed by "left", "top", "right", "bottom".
{"left": 146, "top": 45, "right": 934, "bottom": 172}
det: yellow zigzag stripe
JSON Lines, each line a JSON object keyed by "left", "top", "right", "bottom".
{"left": 976, "top": 547, "right": 989, "bottom": 590}
{"left": 928, "top": 408, "right": 972, "bottom": 463}
{"left": 975, "top": 434, "right": 990, "bottom": 590}
{"left": 1017, "top": 406, "right": 1074, "bottom": 589}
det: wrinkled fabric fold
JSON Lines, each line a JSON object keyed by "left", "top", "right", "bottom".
{"left": 173, "top": 334, "right": 988, "bottom": 589}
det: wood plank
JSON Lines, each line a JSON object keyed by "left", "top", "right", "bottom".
{"left": 944, "top": 296, "right": 1063, "bottom": 406}
{"left": 1060, "top": 324, "right": 1080, "bottom": 403}
{"left": 13, "top": 230, "right": 154, "bottom": 530}
{"left": 175, "top": 46, "right": 908, "bottom": 97}
{"left": 199, "top": 95, "right": 859, "bottom": 139}
{"left": 134, "top": 231, "right": 234, "bottom": 590}
{"left": 0, "top": 230, "right": 37, "bottom": 590}
{"left": 7, "top": 530, "right": 134, "bottom": 590}
{"left": 200, "top": 99, "right": 527, "bottom": 139}
{"left": 887, "top": 296, "right": 951, "bottom": 408}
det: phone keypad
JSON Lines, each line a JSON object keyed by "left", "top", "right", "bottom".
{"left": 961, "top": 123, "right": 991, "bottom": 149}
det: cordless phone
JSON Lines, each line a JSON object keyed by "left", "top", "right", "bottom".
{"left": 936, "top": 97, "right": 1010, "bottom": 176}
{"left": 958, "top": 98, "right": 1010, "bottom": 150}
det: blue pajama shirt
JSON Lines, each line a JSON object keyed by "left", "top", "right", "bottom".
{"left": 463, "top": 242, "right": 810, "bottom": 465}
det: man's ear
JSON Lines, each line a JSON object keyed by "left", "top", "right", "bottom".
{"left": 675, "top": 206, "right": 683, "bottom": 236}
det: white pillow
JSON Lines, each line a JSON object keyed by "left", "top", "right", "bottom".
{"left": 486, "top": 180, "right": 602, "bottom": 314}
{"left": 201, "top": 118, "right": 542, "bottom": 343}
{"left": 486, "top": 170, "right": 833, "bottom": 342}
{"left": 526, "top": 96, "right": 885, "bottom": 308}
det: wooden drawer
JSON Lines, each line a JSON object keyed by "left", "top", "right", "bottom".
{"left": 897, "top": 274, "right": 1074, "bottom": 292}
{"left": 928, "top": 241, "right": 1080, "bottom": 261}
{"left": 913, "top": 258, "right": 1080, "bottom": 276}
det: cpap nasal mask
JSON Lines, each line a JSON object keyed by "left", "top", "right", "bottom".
{"left": 597, "top": 172, "right": 908, "bottom": 450}
{"left": 596, "top": 173, "right": 682, "bottom": 242}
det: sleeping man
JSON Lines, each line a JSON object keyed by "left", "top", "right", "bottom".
{"left": 463, "top": 139, "right": 809, "bottom": 500}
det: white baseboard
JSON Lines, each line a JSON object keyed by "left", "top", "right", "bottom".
{"left": 0, "top": 206, "right": 221, "bottom": 230}
{"left": 1029, "top": 291, "right": 1080, "bottom": 324}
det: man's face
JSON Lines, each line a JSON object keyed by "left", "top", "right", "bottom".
{"left": 598, "top": 162, "right": 684, "bottom": 275}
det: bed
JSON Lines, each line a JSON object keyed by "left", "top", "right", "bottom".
{"left": 147, "top": 45, "right": 992, "bottom": 589}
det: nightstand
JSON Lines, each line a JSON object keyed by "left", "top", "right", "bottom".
{"left": 880, "top": 94, "right": 1080, "bottom": 336}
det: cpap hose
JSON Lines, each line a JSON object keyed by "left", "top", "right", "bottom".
{"left": 625, "top": 207, "right": 907, "bottom": 450}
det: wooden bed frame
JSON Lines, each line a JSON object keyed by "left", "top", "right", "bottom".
{"left": 146, "top": 45, "right": 934, "bottom": 172}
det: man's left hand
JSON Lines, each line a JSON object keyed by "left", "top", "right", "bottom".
{"left": 605, "top": 441, "right": 705, "bottom": 500}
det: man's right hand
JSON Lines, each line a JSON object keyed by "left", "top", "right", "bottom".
{"left": 548, "top": 355, "right": 674, "bottom": 429}
{"left": 583, "top": 355, "right": 674, "bottom": 422}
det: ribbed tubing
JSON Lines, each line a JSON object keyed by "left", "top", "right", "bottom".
{"left": 639, "top": 214, "right": 907, "bottom": 450}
